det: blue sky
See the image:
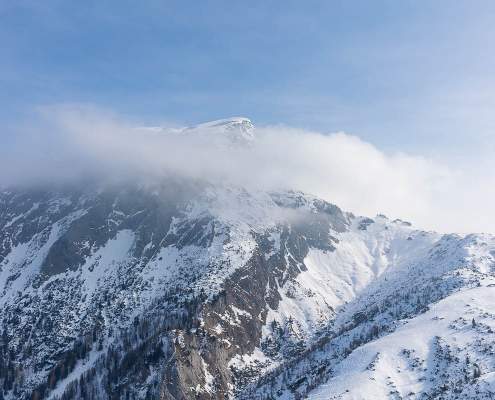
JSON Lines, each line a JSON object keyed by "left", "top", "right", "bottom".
{"left": 1, "top": 1, "right": 495, "bottom": 158}
{"left": 2, "top": 1, "right": 495, "bottom": 232}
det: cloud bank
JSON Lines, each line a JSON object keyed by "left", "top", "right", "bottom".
{"left": 1, "top": 105, "right": 493, "bottom": 234}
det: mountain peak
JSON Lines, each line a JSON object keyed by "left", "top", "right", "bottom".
{"left": 184, "top": 116, "right": 255, "bottom": 144}
{"left": 191, "top": 116, "right": 252, "bottom": 128}
{"left": 141, "top": 117, "right": 255, "bottom": 146}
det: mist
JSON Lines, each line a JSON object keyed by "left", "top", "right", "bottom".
{"left": 1, "top": 105, "right": 493, "bottom": 234}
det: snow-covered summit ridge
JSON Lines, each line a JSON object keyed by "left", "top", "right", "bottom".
{"left": 187, "top": 117, "right": 253, "bottom": 130}
{"left": 183, "top": 116, "right": 255, "bottom": 144}
{"left": 144, "top": 117, "right": 255, "bottom": 146}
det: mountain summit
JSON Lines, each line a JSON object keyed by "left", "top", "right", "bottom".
{"left": 185, "top": 117, "right": 254, "bottom": 139}
{"left": 145, "top": 117, "right": 255, "bottom": 147}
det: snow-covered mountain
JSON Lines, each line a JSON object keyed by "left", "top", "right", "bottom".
{"left": 143, "top": 117, "right": 255, "bottom": 147}
{"left": 1, "top": 119, "right": 495, "bottom": 400}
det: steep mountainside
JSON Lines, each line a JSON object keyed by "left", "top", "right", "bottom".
{"left": 244, "top": 228, "right": 495, "bottom": 399}
{"left": 1, "top": 119, "right": 495, "bottom": 400}
{"left": 0, "top": 180, "right": 352, "bottom": 399}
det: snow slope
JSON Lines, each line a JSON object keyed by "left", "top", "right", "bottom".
{"left": 246, "top": 222, "right": 495, "bottom": 399}
{"left": 309, "top": 283, "right": 495, "bottom": 400}
{"left": 262, "top": 216, "right": 440, "bottom": 342}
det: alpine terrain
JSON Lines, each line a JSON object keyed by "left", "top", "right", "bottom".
{"left": 1, "top": 118, "right": 495, "bottom": 400}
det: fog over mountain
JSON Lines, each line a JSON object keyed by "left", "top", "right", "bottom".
{"left": 2, "top": 105, "right": 494, "bottom": 234}
{"left": 3, "top": 2, "right": 495, "bottom": 399}
{"left": 2, "top": 114, "right": 495, "bottom": 400}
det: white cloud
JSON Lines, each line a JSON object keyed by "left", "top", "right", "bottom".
{"left": 2, "top": 105, "right": 494, "bottom": 234}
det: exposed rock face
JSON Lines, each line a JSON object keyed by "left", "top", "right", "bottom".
{"left": 1, "top": 180, "right": 495, "bottom": 400}
{"left": 0, "top": 181, "right": 351, "bottom": 399}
